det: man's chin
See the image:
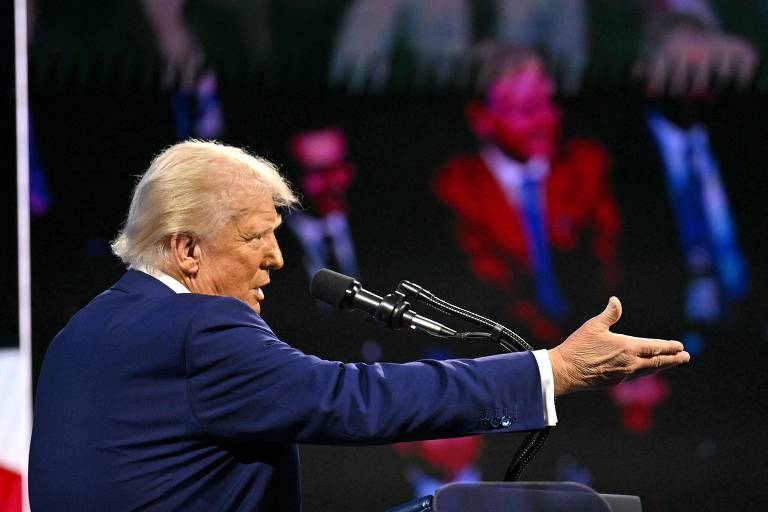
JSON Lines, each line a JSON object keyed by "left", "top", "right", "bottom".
{"left": 243, "top": 299, "right": 261, "bottom": 315}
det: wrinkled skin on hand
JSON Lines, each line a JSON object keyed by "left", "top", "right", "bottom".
{"left": 548, "top": 297, "right": 690, "bottom": 396}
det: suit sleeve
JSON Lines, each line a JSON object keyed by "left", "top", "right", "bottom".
{"left": 184, "top": 297, "right": 546, "bottom": 445}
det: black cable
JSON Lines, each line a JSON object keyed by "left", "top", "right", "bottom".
{"left": 397, "top": 280, "right": 550, "bottom": 481}
{"left": 504, "top": 428, "right": 551, "bottom": 481}
{"left": 399, "top": 283, "right": 533, "bottom": 352}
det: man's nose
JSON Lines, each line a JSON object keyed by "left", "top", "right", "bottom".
{"left": 268, "top": 239, "right": 284, "bottom": 270}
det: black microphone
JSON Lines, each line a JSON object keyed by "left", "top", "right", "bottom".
{"left": 310, "top": 269, "right": 457, "bottom": 338}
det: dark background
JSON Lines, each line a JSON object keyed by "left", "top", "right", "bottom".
{"left": 19, "top": 1, "right": 768, "bottom": 510}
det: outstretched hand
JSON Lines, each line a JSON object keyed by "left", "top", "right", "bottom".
{"left": 548, "top": 297, "right": 690, "bottom": 396}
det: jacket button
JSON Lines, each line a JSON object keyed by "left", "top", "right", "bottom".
{"left": 500, "top": 415, "right": 512, "bottom": 427}
{"left": 490, "top": 417, "right": 501, "bottom": 428}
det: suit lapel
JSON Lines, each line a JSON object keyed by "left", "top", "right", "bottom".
{"left": 472, "top": 156, "right": 530, "bottom": 266}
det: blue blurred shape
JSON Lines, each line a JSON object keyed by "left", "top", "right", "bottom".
{"left": 29, "top": 126, "right": 52, "bottom": 217}
{"left": 555, "top": 455, "right": 593, "bottom": 486}
{"left": 682, "top": 331, "right": 704, "bottom": 357}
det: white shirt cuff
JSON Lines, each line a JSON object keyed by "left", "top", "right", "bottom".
{"left": 532, "top": 349, "right": 558, "bottom": 426}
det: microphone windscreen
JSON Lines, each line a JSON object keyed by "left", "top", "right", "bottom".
{"left": 310, "top": 268, "right": 356, "bottom": 309}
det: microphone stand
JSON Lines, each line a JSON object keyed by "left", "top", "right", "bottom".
{"left": 394, "top": 280, "right": 552, "bottom": 482}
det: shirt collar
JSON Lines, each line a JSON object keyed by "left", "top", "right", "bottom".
{"left": 133, "top": 265, "right": 190, "bottom": 294}
{"left": 647, "top": 111, "right": 709, "bottom": 149}
{"left": 647, "top": 111, "right": 711, "bottom": 181}
{"left": 481, "top": 144, "right": 550, "bottom": 186}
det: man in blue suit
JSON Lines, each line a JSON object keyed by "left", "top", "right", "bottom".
{"left": 28, "top": 140, "right": 689, "bottom": 510}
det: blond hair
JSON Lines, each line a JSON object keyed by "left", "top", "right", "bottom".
{"left": 111, "top": 140, "right": 298, "bottom": 270}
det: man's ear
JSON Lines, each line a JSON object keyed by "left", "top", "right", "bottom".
{"left": 465, "top": 100, "right": 493, "bottom": 139}
{"left": 167, "top": 234, "right": 201, "bottom": 276}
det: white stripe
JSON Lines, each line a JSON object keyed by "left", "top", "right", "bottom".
{"left": 0, "top": 350, "right": 24, "bottom": 473}
{"left": 15, "top": 0, "right": 32, "bottom": 509}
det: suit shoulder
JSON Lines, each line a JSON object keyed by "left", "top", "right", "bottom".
{"left": 174, "top": 294, "right": 277, "bottom": 336}
{"left": 433, "top": 152, "right": 485, "bottom": 202}
{"left": 435, "top": 153, "right": 483, "bottom": 180}
{"left": 560, "top": 137, "right": 611, "bottom": 176}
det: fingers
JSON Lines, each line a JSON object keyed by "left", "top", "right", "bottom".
{"left": 646, "top": 53, "right": 669, "bottom": 96}
{"left": 736, "top": 46, "right": 758, "bottom": 87}
{"left": 623, "top": 337, "right": 685, "bottom": 357}
{"left": 690, "top": 50, "right": 713, "bottom": 96}
{"left": 669, "top": 51, "right": 691, "bottom": 96}
{"left": 635, "top": 351, "right": 691, "bottom": 371}
{"left": 593, "top": 296, "right": 622, "bottom": 329}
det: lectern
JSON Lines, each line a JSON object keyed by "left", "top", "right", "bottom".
{"left": 387, "top": 482, "right": 642, "bottom": 512}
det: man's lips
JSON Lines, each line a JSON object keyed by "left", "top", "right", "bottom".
{"left": 252, "top": 287, "right": 265, "bottom": 301}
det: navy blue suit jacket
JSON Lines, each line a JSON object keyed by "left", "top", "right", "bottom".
{"left": 29, "top": 270, "right": 546, "bottom": 510}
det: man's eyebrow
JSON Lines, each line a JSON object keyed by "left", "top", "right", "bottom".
{"left": 253, "top": 217, "right": 283, "bottom": 237}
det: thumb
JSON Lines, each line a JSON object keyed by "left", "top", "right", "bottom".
{"left": 593, "top": 296, "right": 622, "bottom": 329}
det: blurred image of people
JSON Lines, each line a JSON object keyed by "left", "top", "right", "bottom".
{"left": 646, "top": 2, "right": 752, "bottom": 326}
{"left": 141, "top": 0, "right": 225, "bottom": 139}
{"left": 597, "top": 0, "right": 757, "bottom": 437}
{"left": 285, "top": 126, "right": 361, "bottom": 282}
{"left": 646, "top": 104, "right": 749, "bottom": 327}
{"left": 434, "top": 54, "right": 620, "bottom": 344}
{"left": 615, "top": 1, "right": 754, "bottom": 353}
{"left": 634, "top": 0, "right": 757, "bottom": 97}
{"left": 330, "top": 0, "right": 588, "bottom": 92}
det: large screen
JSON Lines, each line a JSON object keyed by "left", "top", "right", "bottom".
{"left": 18, "top": 1, "right": 768, "bottom": 510}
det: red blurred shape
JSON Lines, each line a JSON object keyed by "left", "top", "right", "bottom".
{"left": 394, "top": 436, "right": 484, "bottom": 480}
{"left": 0, "top": 466, "right": 21, "bottom": 512}
{"left": 434, "top": 56, "right": 620, "bottom": 341}
{"left": 609, "top": 374, "right": 671, "bottom": 434}
{"left": 290, "top": 127, "right": 356, "bottom": 216}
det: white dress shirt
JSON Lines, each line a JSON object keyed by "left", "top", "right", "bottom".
{"left": 480, "top": 143, "right": 550, "bottom": 207}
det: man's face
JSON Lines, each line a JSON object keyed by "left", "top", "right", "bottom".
{"left": 194, "top": 188, "right": 284, "bottom": 314}
{"left": 290, "top": 127, "right": 355, "bottom": 216}
{"left": 481, "top": 63, "right": 561, "bottom": 160}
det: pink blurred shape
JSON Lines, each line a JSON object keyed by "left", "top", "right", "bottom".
{"left": 608, "top": 374, "right": 671, "bottom": 434}
{"left": 290, "top": 127, "right": 348, "bottom": 170}
{"left": 290, "top": 127, "right": 356, "bottom": 216}
{"left": 393, "top": 436, "right": 484, "bottom": 480}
